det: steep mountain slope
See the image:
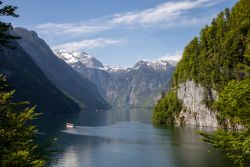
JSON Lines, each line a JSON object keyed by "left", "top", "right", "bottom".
{"left": 108, "top": 60, "right": 175, "bottom": 108}
{"left": 55, "top": 50, "right": 176, "bottom": 108}
{"left": 153, "top": 0, "right": 250, "bottom": 128}
{"left": 54, "top": 50, "right": 111, "bottom": 98}
{"left": 13, "top": 28, "right": 110, "bottom": 110}
{"left": 0, "top": 43, "right": 80, "bottom": 113}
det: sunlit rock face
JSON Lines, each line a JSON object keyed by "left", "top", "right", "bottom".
{"left": 175, "top": 80, "right": 219, "bottom": 128}
{"left": 55, "top": 50, "right": 176, "bottom": 108}
{"left": 174, "top": 80, "right": 245, "bottom": 129}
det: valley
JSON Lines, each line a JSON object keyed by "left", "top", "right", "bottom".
{"left": 55, "top": 50, "right": 176, "bottom": 108}
{"left": 0, "top": 0, "right": 249, "bottom": 167}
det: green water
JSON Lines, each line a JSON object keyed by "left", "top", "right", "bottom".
{"left": 36, "top": 109, "right": 232, "bottom": 167}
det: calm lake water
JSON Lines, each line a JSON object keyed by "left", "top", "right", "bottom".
{"left": 36, "top": 109, "right": 232, "bottom": 167}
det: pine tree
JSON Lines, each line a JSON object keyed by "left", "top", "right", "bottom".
{"left": 0, "top": 76, "right": 46, "bottom": 166}
{"left": 0, "top": 1, "right": 56, "bottom": 166}
{"left": 0, "top": 0, "right": 20, "bottom": 48}
{"left": 200, "top": 79, "right": 250, "bottom": 167}
{"left": 153, "top": 0, "right": 250, "bottom": 166}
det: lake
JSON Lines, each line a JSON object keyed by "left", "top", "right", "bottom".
{"left": 36, "top": 109, "right": 232, "bottom": 167}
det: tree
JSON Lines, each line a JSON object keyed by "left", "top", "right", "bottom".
{"left": 153, "top": 0, "right": 250, "bottom": 166}
{"left": 0, "top": 76, "right": 46, "bottom": 166}
{"left": 200, "top": 79, "right": 250, "bottom": 167}
{"left": 153, "top": 90, "right": 182, "bottom": 125}
{"left": 0, "top": 1, "right": 56, "bottom": 166}
{"left": 0, "top": 0, "right": 20, "bottom": 48}
{"left": 200, "top": 129, "right": 250, "bottom": 167}
{"left": 215, "top": 79, "right": 250, "bottom": 127}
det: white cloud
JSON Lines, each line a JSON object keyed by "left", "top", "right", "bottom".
{"left": 34, "top": 0, "right": 224, "bottom": 36}
{"left": 110, "top": 0, "right": 223, "bottom": 26}
{"left": 53, "top": 38, "right": 126, "bottom": 51}
{"left": 159, "top": 16, "right": 212, "bottom": 29}
{"left": 35, "top": 23, "right": 111, "bottom": 36}
{"left": 158, "top": 51, "right": 183, "bottom": 61}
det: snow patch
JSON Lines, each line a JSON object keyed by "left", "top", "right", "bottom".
{"left": 54, "top": 49, "right": 177, "bottom": 72}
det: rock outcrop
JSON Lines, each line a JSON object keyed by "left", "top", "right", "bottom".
{"left": 175, "top": 80, "right": 219, "bottom": 127}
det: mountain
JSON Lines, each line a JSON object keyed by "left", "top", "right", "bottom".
{"left": 13, "top": 28, "right": 110, "bottom": 110}
{"left": 54, "top": 50, "right": 176, "bottom": 108}
{"left": 153, "top": 0, "right": 250, "bottom": 128}
{"left": 0, "top": 43, "right": 80, "bottom": 113}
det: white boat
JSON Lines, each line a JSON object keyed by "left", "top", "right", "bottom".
{"left": 66, "top": 123, "right": 74, "bottom": 128}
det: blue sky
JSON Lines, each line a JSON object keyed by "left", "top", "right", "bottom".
{"left": 5, "top": 0, "right": 237, "bottom": 67}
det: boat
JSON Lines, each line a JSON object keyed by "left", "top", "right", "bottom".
{"left": 66, "top": 123, "right": 74, "bottom": 128}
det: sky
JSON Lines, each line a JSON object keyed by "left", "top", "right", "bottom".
{"left": 4, "top": 0, "right": 237, "bottom": 67}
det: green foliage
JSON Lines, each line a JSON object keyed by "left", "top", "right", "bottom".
{"left": 153, "top": 1, "right": 250, "bottom": 166}
{"left": 214, "top": 79, "right": 250, "bottom": 127}
{"left": 0, "top": 76, "right": 46, "bottom": 166}
{"left": 0, "top": 2, "right": 58, "bottom": 166}
{"left": 199, "top": 1, "right": 250, "bottom": 166}
{"left": 200, "top": 130, "right": 250, "bottom": 167}
{"left": 173, "top": 0, "right": 250, "bottom": 91}
{"left": 0, "top": 0, "right": 20, "bottom": 48}
{"left": 154, "top": 0, "right": 250, "bottom": 124}
{"left": 200, "top": 79, "right": 250, "bottom": 167}
{"left": 153, "top": 90, "right": 182, "bottom": 125}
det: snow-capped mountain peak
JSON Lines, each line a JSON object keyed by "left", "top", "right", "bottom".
{"left": 54, "top": 50, "right": 79, "bottom": 64}
{"left": 131, "top": 59, "right": 177, "bottom": 71}
{"left": 53, "top": 49, "right": 176, "bottom": 108}
{"left": 54, "top": 50, "right": 177, "bottom": 73}
{"left": 54, "top": 49, "right": 104, "bottom": 69}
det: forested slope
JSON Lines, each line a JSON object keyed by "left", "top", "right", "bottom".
{"left": 153, "top": 1, "right": 250, "bottom": 166}
{"left": 153, "top": 0, "right": 250, "bottom": 126}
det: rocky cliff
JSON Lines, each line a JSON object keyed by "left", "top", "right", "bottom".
{"left": 175, "top": 80, "right": 219, "bottom": 127}
{"left": 153, "top": 0, "right": 250, "bottom": 128}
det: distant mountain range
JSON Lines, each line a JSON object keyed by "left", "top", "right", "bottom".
{"left": 13, "top": 28, "right": 110, "bottom": 110}
{"left": 55, "top": 50, "right": 176, "bottom": 108}
{"left": 0, "top": 27, "right": 176, "bottom": 112}
{"left": 0, "top": 27, "right": 111, "bottom": 113}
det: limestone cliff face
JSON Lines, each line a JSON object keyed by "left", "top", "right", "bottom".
{"left": 175, "top": 80, "right": 219, "bottom": 127}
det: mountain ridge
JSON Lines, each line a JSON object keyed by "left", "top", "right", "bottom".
{"left": 13, "top": 27, "right": 110, "bottom": 110}
{"left": 54, "top": 49, "right": 176, "bottom": 108}
{"left": 0, "top": 42, "right": 80, "bottom": 113}
{"left": 54, "top": 49, "right": 177, "bottom": 71}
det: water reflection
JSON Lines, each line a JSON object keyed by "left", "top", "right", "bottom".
{"left": 35, "top": 109, "right": 232, "bottom": 167}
